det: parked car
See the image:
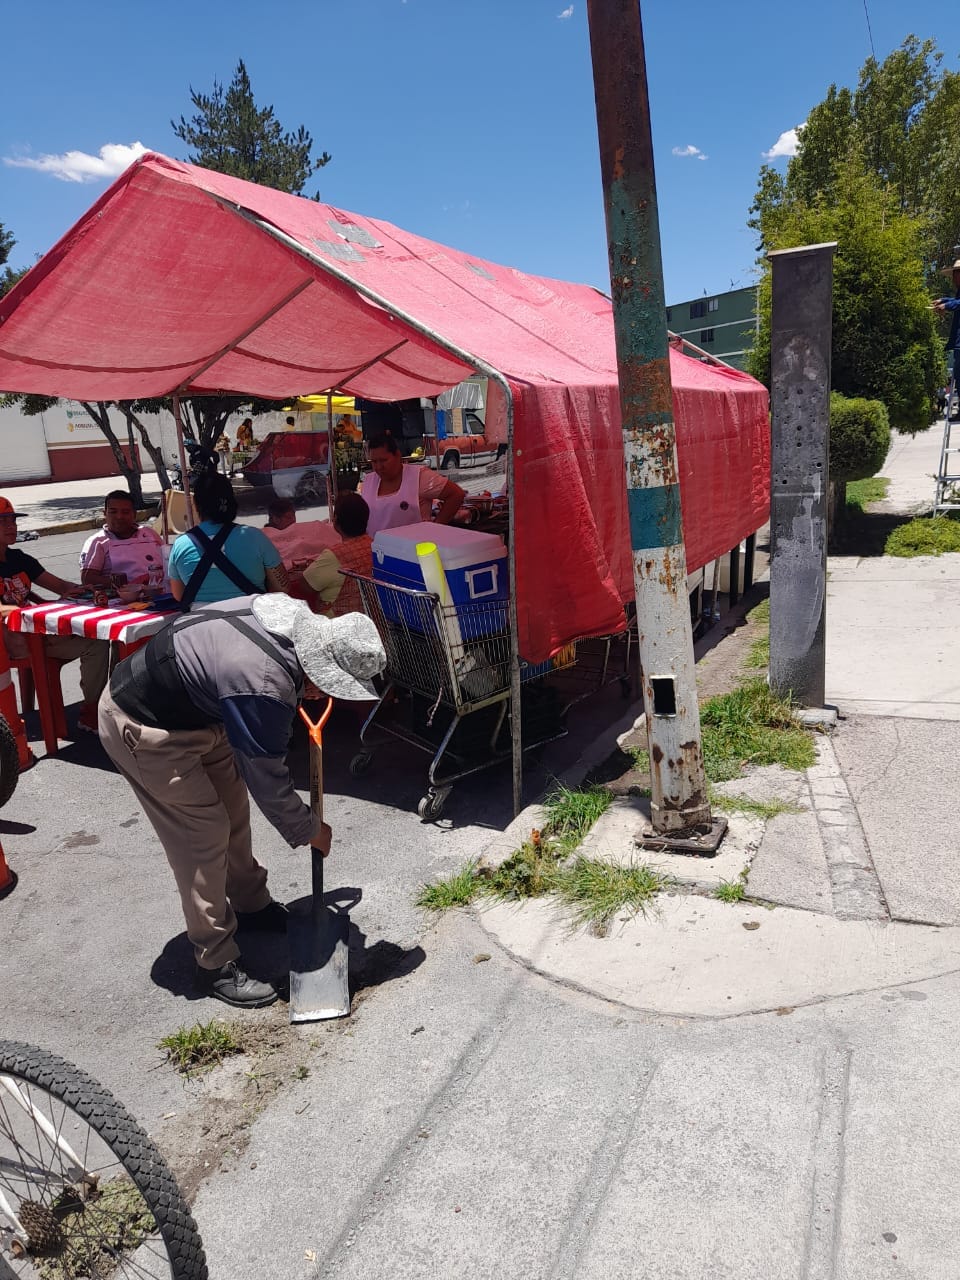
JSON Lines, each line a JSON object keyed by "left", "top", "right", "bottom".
{"left": 424, "top": 412, "right": 507, "bottom": 470}
{"left": 242, "top": 431, "right": 330, "bottom": 499}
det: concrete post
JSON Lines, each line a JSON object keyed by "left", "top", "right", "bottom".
{"left": 768, "top": 243, "right": 837, "bottom": 708}
{"left": 587, "top": 0, "right": 723, "bottom": 848}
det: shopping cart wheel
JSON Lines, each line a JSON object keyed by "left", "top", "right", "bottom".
{"left": 417, "top": 788, "right": 450, "bottom": 821}
{"left": 349, "top": 750, "right": 374, "bottom": 776}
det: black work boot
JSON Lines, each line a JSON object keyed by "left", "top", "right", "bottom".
{"left": 195, "top": 961, "right": 279, "bottom": 1008}
{"left": 235, "top": 900, "right": 288, "bottom": 933}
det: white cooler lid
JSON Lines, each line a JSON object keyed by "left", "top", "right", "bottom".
{"left": 373, "top": 521, "right": 506, "bottom": 571}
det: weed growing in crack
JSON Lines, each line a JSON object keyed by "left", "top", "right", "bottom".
{"left": 158, "top": 1020, "right": 243, "bottom": 1074}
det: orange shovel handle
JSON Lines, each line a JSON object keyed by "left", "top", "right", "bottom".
{"left": 299, "top": 696, "right": 334, "bottom": 745}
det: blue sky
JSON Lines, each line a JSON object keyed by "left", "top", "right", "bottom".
{"left": 1, "top": 1, "right": 955, "bottom": 304}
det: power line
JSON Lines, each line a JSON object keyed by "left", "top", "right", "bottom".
{"left": 862, "top": 0, "right": 876, "bottom": 58}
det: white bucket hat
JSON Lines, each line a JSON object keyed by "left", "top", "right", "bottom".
{"left": 252, "top": 595, "right": 385, "bottom": 700}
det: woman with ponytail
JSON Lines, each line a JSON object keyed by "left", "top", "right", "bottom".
{"left": 168, "top": 472, "right": 289, "bottom": 609}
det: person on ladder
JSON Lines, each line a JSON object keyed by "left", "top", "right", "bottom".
{"left": 934, "top": 259, "right": 960, "bottom": 408}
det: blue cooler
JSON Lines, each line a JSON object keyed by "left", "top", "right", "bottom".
{"left": 372, "top": 522, "right": 508, "bottom": 639}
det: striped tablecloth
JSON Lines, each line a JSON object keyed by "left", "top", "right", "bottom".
{"left": 7, "top": 601, "right": 172, "bottom": 646}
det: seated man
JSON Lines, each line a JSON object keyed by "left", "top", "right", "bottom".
{"left": 79, "top": 490, "right": 165, "bottom": 591}
{"left": 264, "top": 497, "right": 297, "bottom": 532}
{"left": 0, "top": 496, "right": 109, "bottom": 735}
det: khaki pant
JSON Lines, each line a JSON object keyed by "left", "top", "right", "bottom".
{"left": 4, "top": 631, "right": 110, "bottom": 705}
{"left": 98, "top": 686, "right": 271, "bottom": 969}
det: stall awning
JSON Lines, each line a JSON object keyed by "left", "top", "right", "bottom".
{"left": 0, "top": 152, "right": 769, "bottom": 661}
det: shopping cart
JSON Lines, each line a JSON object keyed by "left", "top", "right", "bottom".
{"left": 346, "top": 574, "right": 575, "bottom": 819}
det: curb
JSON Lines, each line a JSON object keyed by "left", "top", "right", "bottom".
{"left": 478, "top": 703, "right": 646, "bottom": 870}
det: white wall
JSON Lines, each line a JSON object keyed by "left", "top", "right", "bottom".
{"left": 0, "top": 403, "right": 51, "bottom": 483}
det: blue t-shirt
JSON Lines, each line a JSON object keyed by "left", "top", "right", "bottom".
{"left": 168, "top": 521, "right": 282, "bottom": 605}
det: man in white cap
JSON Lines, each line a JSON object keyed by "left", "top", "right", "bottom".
{"left": 934, "top": 259, "right": 960, "bottom": 379}
{"left": 98, "top": 594, "right": 386, "bottom": 1008}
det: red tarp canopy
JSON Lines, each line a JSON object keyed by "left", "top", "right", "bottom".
{"left": 0, "top": 153, "right": 769, "bottom": 661}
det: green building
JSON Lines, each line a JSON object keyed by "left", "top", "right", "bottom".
{"left": 665, "top": 285, "right": 758, "bottom": 371}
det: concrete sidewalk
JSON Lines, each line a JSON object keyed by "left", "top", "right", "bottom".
{"left": 481, "top": 428, "right": 960, "bottom": 1018}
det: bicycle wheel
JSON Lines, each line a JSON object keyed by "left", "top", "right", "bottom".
{"left": 0, "top": 1041, "right": 207, "bottom": 1279}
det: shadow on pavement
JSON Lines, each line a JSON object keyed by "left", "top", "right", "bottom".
{"left": 0, "top": 818, "right": 36, "bottom": 835}
{"left": 830, "top": 510, "right": 914, "bottom": 556}
{"left": 149, "top": 893, "right": 426, "bottom": 1007}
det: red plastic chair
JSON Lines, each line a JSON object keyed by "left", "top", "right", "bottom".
{"left": 1, "top": 626, "right": 68, "bottom": 754}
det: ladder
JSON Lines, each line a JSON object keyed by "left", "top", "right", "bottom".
{"left": 934, "top": 371, "right": 960, "bottom": 513}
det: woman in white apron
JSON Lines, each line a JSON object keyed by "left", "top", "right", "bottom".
{"left": 361, "top": 433, "right": 465, "bottom": 536}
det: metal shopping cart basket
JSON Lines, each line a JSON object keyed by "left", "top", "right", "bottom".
{"left": 346, "top": 573, "right": 576, "bottom": 819}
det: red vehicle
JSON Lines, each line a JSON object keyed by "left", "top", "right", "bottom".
{"left": 425, "top": 411, "right": 507, "bottom": 471}
{"left": 240, "top": 432, "right": 330, "bottom": 486}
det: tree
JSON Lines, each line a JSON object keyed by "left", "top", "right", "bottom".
{"left": 748, "top": 167, "right": 944, "bottom": 433}
{"left": 0, "top": 220, "right": 27, "bottom": 298}
{"left": 752, "top": 37, "right": 960, "bottom": 275}
{"left": 172, "top": 58, "right": 330, "bottom": 197}
{"left": 170, "top": 59, "right": 332, "bottom": 449}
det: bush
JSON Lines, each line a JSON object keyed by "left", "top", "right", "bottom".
{"left": 885, "top": 516, "right": 960, "bottom": 557}
{"left": 830, "top": 392, "right": 890, "bottom": 483}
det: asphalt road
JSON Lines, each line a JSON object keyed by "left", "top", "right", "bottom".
{"left": 0, "top": 517, "right": 640, "bottom": 1104}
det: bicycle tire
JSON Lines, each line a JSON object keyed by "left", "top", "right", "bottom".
{"left": 0, "top": 1040, "right": 207, "bottom": 1279}
{"left": 0, "top": 713, "right": 19, "bottom": 810}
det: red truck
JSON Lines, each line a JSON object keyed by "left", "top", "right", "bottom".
{"left": 424, "top": 411, "right": 507, "bottom": 471}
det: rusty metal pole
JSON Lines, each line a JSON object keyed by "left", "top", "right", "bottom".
{"left": 587, "top": 0, "right": 723, "bottom": 849}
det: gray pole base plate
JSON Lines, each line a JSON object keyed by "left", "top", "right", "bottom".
{"left": 636, "top": 816, "right": 728, "bottom": 857}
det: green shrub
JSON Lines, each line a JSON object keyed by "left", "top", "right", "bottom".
{"left": 830, "top": 392, "right": 890, "bottom": 483}
{"left": 885, "top": 516, "right": 960, "bottom": 557}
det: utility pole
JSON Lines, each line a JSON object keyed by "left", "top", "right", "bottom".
{"left": 586, "top": 0, "right": 724, "bottom": 852}
{"left": 768, "top": 243, "right": 837, "bottom": 708}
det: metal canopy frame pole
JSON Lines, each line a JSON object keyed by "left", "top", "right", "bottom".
{"left": 326, "top": 392, "right": 337, "bottom": 510}
{"left": 171, "top": 394, "right": 195, "bottom": 531}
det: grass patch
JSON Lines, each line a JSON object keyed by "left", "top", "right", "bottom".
{"left": 699, "top": 679, "right": 816, "bottom": 783}
{"left": 158, "top": 1020, "right": 243, "bottom": 1074}
{"left": 556, "top": 857, "right": 668, "bottom": 932}
{"left": 744, "top": 597, "right": 770, "bottom": 670}
{"left": 885, "top": 515, "right": 960, "bottom": 557}
{"left": 747, "top": 598, "right": 770, "bottom": 626}
{"left": 415, "top": 784, "right": 644, "bottom": 928}
{"left": 486, "top": 835, "right": 565, "bottom": 900}
{"left": 846, "top": 476, "right": 890, "bottom": 512}
{"left": 709, "top": 790, "right": 799, "bottom": 820}
{"left": 714, "top": 878, "right": 747, "bottom": 903}
{"left": 415, "top": 859, "right": 481, "bottom": 911}
{"left": 542, "top": 782, "right": 613, "bottom": 853}
{"left": 745, "top": 633, "right": 770, "bottom": 670}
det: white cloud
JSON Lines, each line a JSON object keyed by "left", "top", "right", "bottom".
{"left": 3, "top": 141, "right": 149, "bottom": 184}
{"left": 762, "top": 124, "right": 805, "bottom": 160}
{"left": 558, "top": 5, "right": 574, "bottom": 18}
{"left": 672, "top": 144, "right": 708, "bottom": 161}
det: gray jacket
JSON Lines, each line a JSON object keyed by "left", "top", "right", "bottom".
{"left": 119, "top": 596, "right": 314, "bottom": 847}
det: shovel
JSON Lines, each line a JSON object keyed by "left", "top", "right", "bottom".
{"left": 289, "top": 697, "right": 351, "bottom": 1023}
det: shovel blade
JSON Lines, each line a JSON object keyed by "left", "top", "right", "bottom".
{"left": 288, "top": 906, "right": 350, "bottom": 1023}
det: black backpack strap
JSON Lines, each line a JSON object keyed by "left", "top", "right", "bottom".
{"left": 179, "top": 523, "right": 260, "bottom": 611}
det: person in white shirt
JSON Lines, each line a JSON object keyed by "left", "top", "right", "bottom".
{"left": 360, "top": 432, "right": 464, "bottom": 536}
{"left": 79, "top": 490, "right": 165, "bottom": 591}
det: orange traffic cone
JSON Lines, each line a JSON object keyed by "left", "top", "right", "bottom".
{"left": 0, "top": 627, "right": 34, "bottom": 771}
{"left": 0, "top": 837, "right": 15, "bottom": 899}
